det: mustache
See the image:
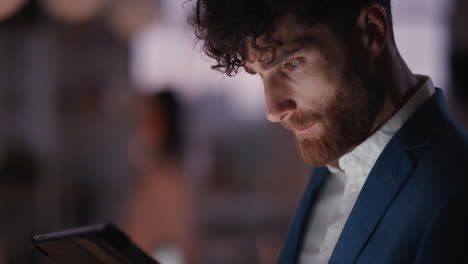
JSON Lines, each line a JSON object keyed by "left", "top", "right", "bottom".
{"left": 281, "top": 111, "right": 322, "bottom": 130}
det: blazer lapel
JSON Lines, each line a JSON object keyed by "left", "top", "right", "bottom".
{"left": 277, "top": 167, "right": 328, "bottom": 264}
{"left": 329, "top": 89, "right": 451, "bottom": 263}
{"left": 328, "top": 139, "right": 415, "bottom": 263}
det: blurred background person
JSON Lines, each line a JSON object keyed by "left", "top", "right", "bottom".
{"left": 0, "top": 141, "right": 40, "bottom": 263}
{"left": 122, "top": 89, "right": 200, "bottom": 264}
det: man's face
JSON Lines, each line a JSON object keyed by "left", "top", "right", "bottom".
{"left": 244, "top": 16, "right": 385, "bottom": 166}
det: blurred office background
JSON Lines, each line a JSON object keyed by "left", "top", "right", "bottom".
{"left": 0, "top": 0, "right": 466, "bottom": 263}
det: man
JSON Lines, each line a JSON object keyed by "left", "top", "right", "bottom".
{"left": 189, "top": 0, "right": 468, "bottom": 263}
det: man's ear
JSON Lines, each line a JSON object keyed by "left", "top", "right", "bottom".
{"left": 356, "top": 2, "right": 389, "bottom": 59}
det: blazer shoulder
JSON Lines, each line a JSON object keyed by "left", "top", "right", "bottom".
{"left": 414, "top": 186, "right": 468, "bottom": 263}
{"left": 434, "top": 119, "right": 468, "bottom": 161}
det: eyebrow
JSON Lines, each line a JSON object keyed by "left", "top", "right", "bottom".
{"left": 244, "top": 45, "right": 303, "bottom": 75}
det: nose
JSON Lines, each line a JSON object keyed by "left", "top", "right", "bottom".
{"left": 264, "top": 82, "right": 297, "bottom": 123}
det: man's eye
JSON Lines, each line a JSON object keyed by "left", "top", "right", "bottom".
{"left": 282, "top": 60, "right": 301, "bottom": 70}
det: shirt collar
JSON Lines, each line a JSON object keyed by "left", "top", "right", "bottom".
{"left": 329, "top": 75, "right": 436, "bottom": 180}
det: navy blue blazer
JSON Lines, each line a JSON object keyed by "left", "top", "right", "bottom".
{"left": 277, "top": 89, "right": 468, "bottom": 264}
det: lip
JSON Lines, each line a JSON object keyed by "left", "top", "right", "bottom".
{"left": 295, "top": 123, "right": 315, "bottom": 133}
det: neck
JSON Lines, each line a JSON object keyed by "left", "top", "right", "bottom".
{"left": 328, "top": 47, "right": 419, "bottom": 171}
{"left": 370, "top": 47, "right": 419, "bottom": 135}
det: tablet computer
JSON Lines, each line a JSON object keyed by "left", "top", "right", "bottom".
{"left": 32, "top": 223, "right": 160, "bottom": 264}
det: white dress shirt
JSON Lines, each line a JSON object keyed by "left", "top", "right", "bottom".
{"left": 299, "top": 76, "right": 436, "bottom": 264}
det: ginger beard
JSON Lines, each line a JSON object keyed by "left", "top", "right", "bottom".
{"left": 281, "top": 66, "right": 384, "bottom": 167}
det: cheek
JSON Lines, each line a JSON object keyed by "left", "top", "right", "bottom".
{"left": 289, "top": 58, "right": 344, "bottom": 110}
{"left": 293, "top": 74, "right": 340, "bottom": 112}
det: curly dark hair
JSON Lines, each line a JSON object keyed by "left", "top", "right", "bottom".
{"left": 189, "top": 0, "right": 392, "bottom": 76}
